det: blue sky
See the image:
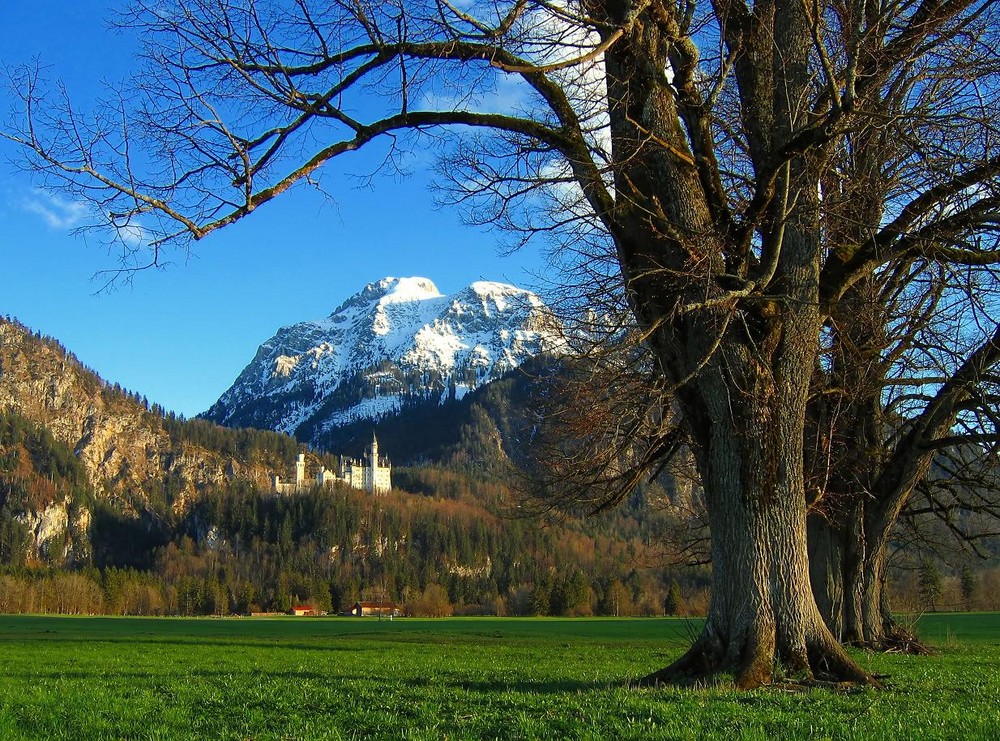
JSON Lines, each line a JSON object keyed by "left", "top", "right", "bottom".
{"left": 0, "top": 1, "right": 546, "bottom": 417}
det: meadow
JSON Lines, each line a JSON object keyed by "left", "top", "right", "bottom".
{"left": 0, "top": 613, "right": 996, "bottom": 740}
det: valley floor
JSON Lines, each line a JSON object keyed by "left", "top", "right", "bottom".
{"left": 0, "top": 614, "right": 996, "bottom": 739}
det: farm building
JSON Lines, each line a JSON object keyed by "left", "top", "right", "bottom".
{"left": 352, "top": 601, "right": 401, "bottom": 618}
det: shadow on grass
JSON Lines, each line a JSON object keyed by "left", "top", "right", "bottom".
{"left": 10, "top": 667, "right": 349, "bottom": 684}
{"left": 405, "top": 675, "right": 622, "bottom": 695}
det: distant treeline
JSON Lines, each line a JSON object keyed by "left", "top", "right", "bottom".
{"left": 0, "top": 471, "right": 692, "bottom": 618}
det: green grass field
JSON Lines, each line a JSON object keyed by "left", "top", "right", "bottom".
{"left": 0, "top": 613, "right": 996, "bottom": 739}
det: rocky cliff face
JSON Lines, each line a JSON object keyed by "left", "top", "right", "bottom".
{"left": 202, "top": 277, "right": 565, "bottom": 445}
{"left": 14, "top": 501, "right": 92, "bottom": 565}
{"left": 0, "top": 317, "right": 277, "bottom": 564}
{"left": 0, "top": 319, "right": 272, "bottom": 501}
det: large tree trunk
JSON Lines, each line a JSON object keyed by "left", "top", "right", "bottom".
{"left": 643, "top": 442, "right": 875, "bottom": 686}
{"left": 808, "top": 506, "right": 929, "bottom": 651}
{"left": 641, "top": 348, "right": 877, "bottom": 688}
{"left": 807, "top": 513, "right": 850, "bottom": 641}
{"left": 856, "top": 534, "right": 895, "bottom": 644}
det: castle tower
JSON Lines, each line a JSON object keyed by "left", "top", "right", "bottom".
{"left": 367, "top": 432, "right": 391, "bottom": 495}
{"left": 370, "top": 432, "right": 379, "bottom": 485}
{"left": 295, "top": 453, "right": 306, "bottom": 488}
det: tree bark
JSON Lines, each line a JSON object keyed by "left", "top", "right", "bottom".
{"left": 640, "top": 338, "right": 876, "bottom": 687}
{"left": 641, "top": 414, "right": 876, "bottom": 686}
{"left": 808, "top": 510, "right": 909, "bottom": 648}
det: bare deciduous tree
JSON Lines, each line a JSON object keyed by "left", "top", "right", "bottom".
{"left": 5, "top": 0, "right": 1000, "bottom": 687}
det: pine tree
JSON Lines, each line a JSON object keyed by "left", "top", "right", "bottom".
{"left": 959, "top": 564, "right": 977, "bottom": 611}
{"left": 918, "top": 562, "right": 943, "bottom": 612}
{"left": 663, "top": 580, "right": 683, "bottom": 616}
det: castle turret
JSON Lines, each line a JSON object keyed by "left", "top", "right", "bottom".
{"left": 277, "top": 443, "right": 388, "bottom": 497}
{"left": 295, "top": 453, "right": 306, "bottom": 487}
{"left": 367, "top": 432, "right": 391, "bottom": 495}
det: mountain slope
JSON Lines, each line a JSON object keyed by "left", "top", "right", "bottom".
{"left": 308, "top": 356, "right": 552, "bottom": 469}
{"left": 0, "top": 317, "right": 289, "bottom": 503}
{"left": 0, "top": 316, "right": 304, "bottom": 565}
{"left": 0, "top": 319, "right": 681, "bottom": 616}
{"left": 202, "top": 277, "right": 565, "bottom": 444}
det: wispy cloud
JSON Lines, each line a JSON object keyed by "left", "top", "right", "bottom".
{"left": 113, "top": 220, "right": 148, "bottom": 247}
{"left": 18, "top": 188, "right": 149, "bottom": 247}
{"left": 19, "top": 190, "right": 89, "bottom": 230}
{"left": 418, "top": 74, "right": 531, "bottom": 116}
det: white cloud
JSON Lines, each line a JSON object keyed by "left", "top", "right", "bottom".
{"left": 19, "top": 190, "right": 89, "bottom": 230}
{"left": 114, "top": 220, "right": 148, "bottom": 247}
{"left": 18, "top": 188, "right": 148, "bottom": 247}
{"left": 418, "top": 74, "right": 530, "bottom": 116}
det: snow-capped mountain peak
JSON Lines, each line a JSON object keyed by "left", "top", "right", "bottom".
{"left": 202, "top": 276, "right": 564, "bottom": 443}
{"left": 377, "top": 276, "right": 442, "bottom": 304}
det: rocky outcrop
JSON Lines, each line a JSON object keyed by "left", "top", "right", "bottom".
{"left": 0, "top": 318, "right": 276, "bottom": 563}
{"left": 15, "top": 499, "right": 91, "bottom": 565}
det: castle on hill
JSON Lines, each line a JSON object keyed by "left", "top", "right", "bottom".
{"left": 273, "top": 433, "right": 391, "bottom": 495}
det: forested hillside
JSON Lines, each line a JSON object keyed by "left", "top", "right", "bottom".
{"left": 0, "top": 317, "right": 691, "bottom": 616}
{"left": 3, "top": 316, "right": 997, "bottom": 619}
{"left": 1, "top": 410, "right": 687, "bottom": 616}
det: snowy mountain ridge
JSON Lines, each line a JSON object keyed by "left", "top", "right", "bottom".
{"left": 202, "top": 277, "right": 565, "bottom": 443}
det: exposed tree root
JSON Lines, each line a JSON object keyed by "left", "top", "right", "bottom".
{"left": 636, "top": 634, "right": 883, "bottom": 691}
{"left": 634, "top": 636, "right": 726, "bottom": 688}
{"left": 842, "top": 620, "right": 934, "bottom": 655}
